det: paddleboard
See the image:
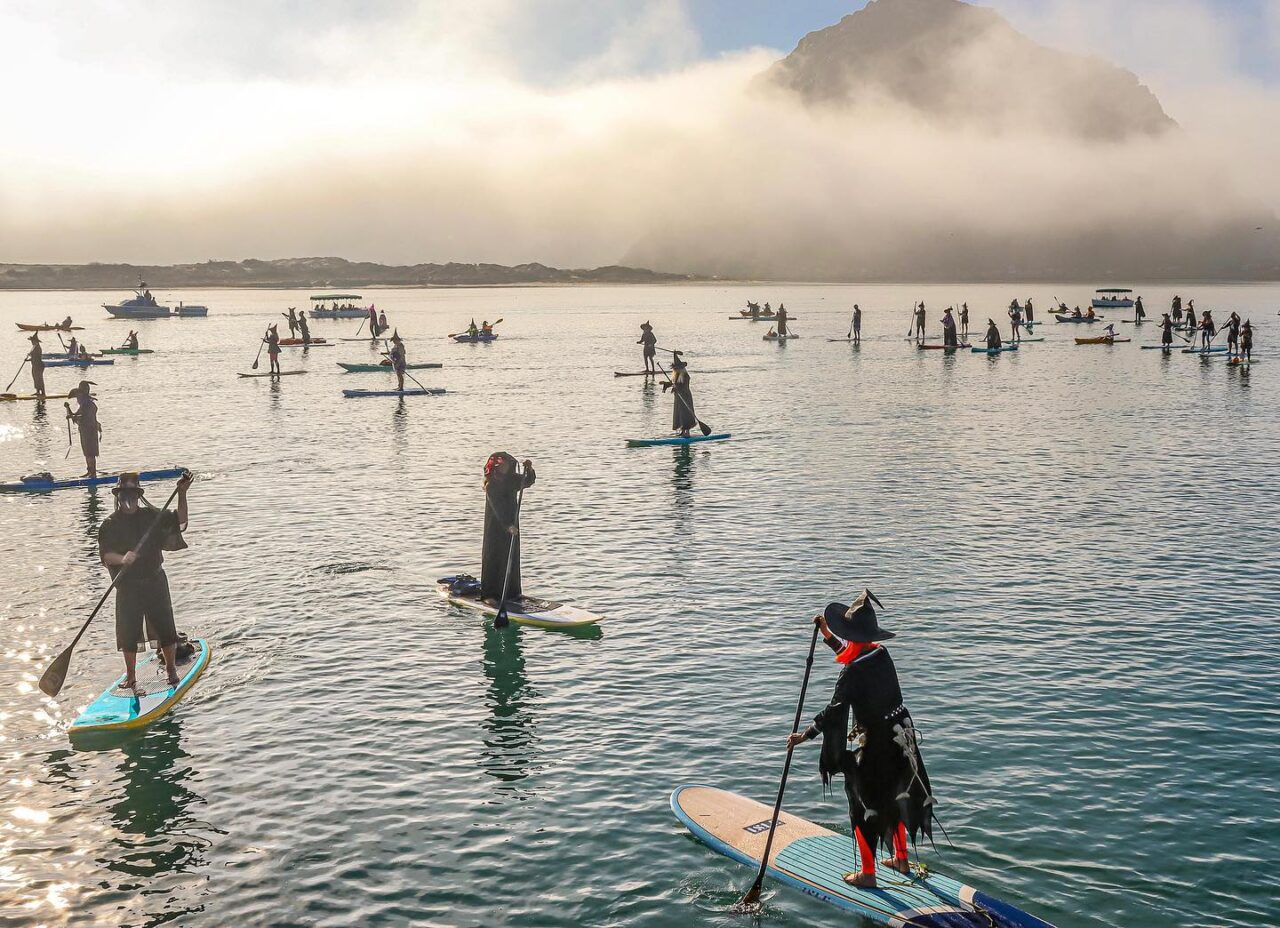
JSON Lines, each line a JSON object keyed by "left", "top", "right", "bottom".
{"left": 763, "top": 334, "right": 800, "bottom": 341}
{"left": 626, "top": 433, "right": 731, "bottom": 447}
{"left": 1182, "top": 346, "right": 1229, "bottom": 354}
{"left": 278, "top": 342, "right": 333, "bottom": 348}
{"left": 44, "top": 358, "right": 114, "bottom": 367}
{"left": 916, "top": 343, "right": 970, "bottom": 351}
{"left": 1014, "top": 337, "right": 1045, "bottom": 343}
{"left": 827, "top": 338, "right": 860, "bottom": 342}
{"left": 971, "top": 345, "right": 1018, "bottom": 354}
{"left": 1141, "top": 345, "right": 1180, "bottom": 350}
{"left": 99, "top": 348, "right": 155, "bottom": 355}
{"left": 0, "top": 466, "right": 185, "bottom": 493}
{"left": 337, "top": 362, "right": 442, "bottom": 372}
{"left": 436, "top": 576, "right": 602, "bottom": 629}
{"left": 278, "top": 337, "right": 329, "bottom": 346}
{"left": 671, "top": 785, "right": 1056, "bottom": 928}
{"left": 342, "top": 388, "right": 447, "bottom": 398}
{"left": 1227, "top": 357, "right": 1259, "bottom": 366}
{"left": 70, "top": 639, "right": 210, "bottom": 735}
{"left": 0, "top": 392, "right": 72, "bottom": 402}
{"left": 614, "top": 371, "right": 658, "bottom": 377}
{"left": 1074, "top": 337, "right": 1131, "bottom": 345}
{"left": 238, "top": 370, "right": 306, "bottom": 377}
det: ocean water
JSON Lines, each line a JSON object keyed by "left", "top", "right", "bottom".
{"left": 1, "top": 284, "right": 1277, "bottom": 928}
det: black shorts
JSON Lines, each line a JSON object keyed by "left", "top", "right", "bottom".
{"left": 115, "top": 571, "right": 178, "bottom": 652}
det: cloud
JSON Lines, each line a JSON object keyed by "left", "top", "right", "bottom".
{"left": 0, "top": 0, "right": 1277, "bottom": 278}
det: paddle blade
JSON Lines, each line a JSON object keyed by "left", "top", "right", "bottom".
{"left": 494, "top": 604, "right": 510, "bottom": 629}
{"left": 738, "top": 881, "right": 764, "bottom": 909}
{"left": 698, "top": 420, "right": 712, "bottom": 436}
{"left": 39, "top": 646, "right": 73, "bottom": 697}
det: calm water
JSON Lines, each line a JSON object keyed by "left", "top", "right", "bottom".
{"left": 1, "top": 284, "right": 1277, "bottom": 928}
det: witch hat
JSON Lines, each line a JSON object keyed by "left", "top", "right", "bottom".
{"left": 823, "top": 589, "right": 893, "bottom": 642}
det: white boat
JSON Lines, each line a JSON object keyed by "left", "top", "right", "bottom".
{"left": 174, "top": 302, "right": 208, "bottom": 317}
{"left": 103, "top": 284, "right": 171, "bottom": 318}
{"left": 308, "top": 293, "right": 370, "bottom": 319}
{"left": 1091, "top": 287, "right": 1134, "bottom": 309}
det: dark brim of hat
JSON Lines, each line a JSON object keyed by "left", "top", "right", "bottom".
{"left": 823, "top": 602, "right": 895, "bottom": 642}
{"left": 111, "top": 485, "right": 145, "bottom": 495}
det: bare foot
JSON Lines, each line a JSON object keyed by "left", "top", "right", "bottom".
{"left": 881, "top": 858, "right": 911, "bottom": 875}
{"left": 167, "top": 672, "right": 180, "bottom": 687}
{"left": 842, "top": 872, "right": 876, "bottom": 889}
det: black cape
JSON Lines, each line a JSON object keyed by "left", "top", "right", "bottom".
{"left": 671, "top": 370, "right": 697, "bottom": 431}
{"left": 481, "top": 465, "right": 536, "bottom": 601}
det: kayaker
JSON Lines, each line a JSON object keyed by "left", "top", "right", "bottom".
{"left": 663, "top": 351, "right": 697, "bottom": 437}
{"left": 1240, "top": 320, "right": 1253, "bottom": 362}
{"left": 1085, "top": 306, "right": 1096, "bottom": 319}
{"left": 985, "top": 319, "right": 1002, "bottom": 350}
{"left": 851, "top": 305, "right": 862, "bottom": 345}
{"left": 98, "top": 470, "right": 193, "bottom": 690}
{"left": 1134, "top": 296, "right": 1146, "bottom": 322}
{"left": 776, "top": 304, "right": 790, "bottom": 337}
{"left": 1024, "top": 298, "right": 1034, "bottom": 324}
{"left": 124, "top": 331, "right": 139, "bottom": 350}
{"left": 786, "top": 591, "right": 935, "bottom": 889}
{"left": 912, "top": 302, "right": 926, "bottom": 340}
{"left": 763, "top": 302, "right": 772, "bottom": 314}
{"left": 26, "top": 333, "right": 46, "bottom": 398}
{"left": 68, "top": 380, "right": 101, "bottom": 477}
{"left": 637, "top": 321, "right": 657, "bottom": 373}
{"left": 1007, "top": 303, "right": 1023, "bottom": 343}
{"left": 1223, "top": 312, "right": 1241, "bottom": 356}
{"left": 297, "top": 313, "right": 313, "bottom": 345}
{"left": 468, "top": 319, "right": 480, "bottom": 338}
{"left": 388, "top": 330, "right": 407, "bottom": 392}
{"left": 264, "top": 324, "right": 281, "bottom": 377}
{"left": 481, "top": 320, "right": 494, "bottom": 336}
{"left": 67, "top": 336, "right": 80, "bottom": 357}
{"left": 61, "top": 315, "right": 73, "bottom": 329}
{"left": 1160, "top": 313, "right": 1174, "bottom": 348}
{"left": 959, "top": 302, "right": 970, "bottom": 337}
{"left": 378, "top": 310, "right": 389, "bottom": 334}
{"left": 1199, "top": 310, "right": 1216, "bottom": 350}
{"left": 284, "top": 307, "right": 299, "bottom": 337}
{"left": 1101, "top": 323, "right": 1118, "bottom": 339}
{"left": 481, "top": 452, "right": 535, "bottom": 604}
{"left": 941, "top": 307, "right": 958, "bottom": 347}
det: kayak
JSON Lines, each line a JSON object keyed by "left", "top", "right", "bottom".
{"left": 1182, "top": 346, "right": 1229, "bottom": 354}
{"left": 16, "top": 323, "right": 83, "bottom": 332}
{"left": 971, "top": 345, "right": 1019, "bottom": 354}
{"left": 1074, "top": 336, "right": 1131, "bottom": 345}
{"left": 0, "top": 392, "right": 72, "bottom": 402}
{"left": 44, "top": 358, "right": 114, "bottom": 367}
{"left": 671, "top": 785, "right": 1057, "bottom": 928}
{"left": 437, "top": 576, "right": 602, "bottom": 629}
{"left": 337, "top": 362, "right": 442, "bottom": 373}
{"left": 452, "top": 333, "right": 498, "bottom": 343}
{"left": 70, "top": 638, "right": 211, "bottom": 735}
{"left": 732, "top": 315, "right": 798, "bottom": 321}
{"left": 238, "top": 370, "right": 306, "bottom": 378}
{"left": 763, "top": 334, "right": 800, "bottom": 341}
{"left": 1054, "top": 315, "right": 1102, "bottom": 323}
{"left": 1014, "top": 336, "right": 1046, "bottom": 343}
{"left": 627, "top": 433, "right": 731, "bottom": 447}
{"left": 916, "top": 343, "right": 970, "bottom": 350}
{"left": 0, "top": 466, "right": 185, "bottom": 493}
{"left": 99, "top": 347, "right": 154, "bottom": 355}
{"left": 342, "top": 388, "right": 446, "bottom": 398}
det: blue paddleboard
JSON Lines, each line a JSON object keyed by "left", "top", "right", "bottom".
{"left": 70, "top": 639, "right": 211, "bottom": 735}
{"left": 342, "top": 388, "right": 447, "bottom": 398}
{"left": 1181, "top": 346, "right": 1228, "bottom": 354}
{"left": 671, "top": 785, "right": 1056, "bottom": 928}
{"left": 0, "top": 467, "right": 186, "bottom": 493}
{"left": 626, "top": 433, "right": 731, "bottom": 448}
{"left": 971, "top": 345, "right": 1018, "bottom": 354}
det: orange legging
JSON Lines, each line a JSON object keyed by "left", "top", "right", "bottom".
{"left": 855, "top": 822, "right": 908, "bottom": 876}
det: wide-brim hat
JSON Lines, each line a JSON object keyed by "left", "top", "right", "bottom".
{"left": 823, "top": 589, "right": 893, "bottom": 642}
{"left": 111, "top": 471, "right": 144, "bottom": 496}
{"left": 76, "top": 380, "right": 96, "bottom": 394}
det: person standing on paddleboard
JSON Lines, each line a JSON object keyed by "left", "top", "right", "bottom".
{"left": 388, "top": 330, "right": 407, "bottom": 392}
{"left": 1199, "top": 309, "right": 1216, "bottom": 350}
{"left": 1240, "top": 320, "right": 1253, "bottom": 362}
{"left": 959, "top": 302, "right": 969, "bottom": 338}
{"left": 851, "top": 305, "right": 862, "bottom": 345}
{"left": 1024, "top": 297, "right": 1034, "bottom": 324}
{"left": 1160, "top": 313, "right": 1174, "bottom": 348}
{"left": 786, "top": 591, "right": 935, "bottom": 890}
{"left": 1007, "top": 303, "right": 1023, "bottom": 343}
{"left": 1223, "top": 312, "right": 1241, "bottom": 357}
{"left": 368, "top": 305, "right": 379, "bottom": 336}
{"left": 912, "top": 302, "right": 926, "bottom": 340}
{"left": 941, "top": 307, "right": 958, "bottom": 347}
{"left": 265, "top": 324, "right": 281, "bottom": 376}
{"left": 100, "top": 471, "right": 193, "bottom": 689}
{"left": 481, "top": 452, "right": 535, "bottom": 604}
{"left": 68, "top": 381, "right": 102, "bottom": 477}
{"left": 663, "top": 352, "right": 697, "bottom": 437}
{"left": 638, "top": 321, "right": 657, "bottom": 373}
{"left": 284, "top": 307, "right": 299, "bottom": 338}
{"left": 297, "top": 312, "right": 313, "bottom": 346}
{"left": 1134, "top": 295, "right": 1146, "bottom": 323}
{"left": 985, "top": 319, "right": 1002, "bottom": 351}
{"left": 26, "top": 333, "right": 47, "bottom": 398}
{"left": 776, "top": 304, "right": 790, "bottom": 337}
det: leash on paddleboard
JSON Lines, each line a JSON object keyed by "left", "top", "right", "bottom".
{"left": 494, "top": 472, "right": 525, "bottom": 630}
{"left": 250, "top": 326, "right": 269, "bottom": 371}
{"left": 4, "top": 356, "right": 29, "bottom": 392}
{"left": 652, "top": 350, "right": 712, "bottom": 437}
{"left": 739, "top": 620, "right": 821, "bottom": 908}
{"left": 38, "top": 472, "right": 192, "bottom": 698}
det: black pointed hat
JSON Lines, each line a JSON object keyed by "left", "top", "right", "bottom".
{"left": 823, "top": 589, "right": 893, "bottom": 642}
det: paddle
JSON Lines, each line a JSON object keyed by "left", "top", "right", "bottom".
{"left": 4, "top": 356, "right": 29, "bottom": 391}
{"left": 653, "top": 355, "right": 712, "bottom": 437}
{"left": 383, "top": 340, "right": 431, "bottom": 393}
{"left": 250, "top": 326, "right": 269, "bottom": 371}
{"left": 355, "top": 315, "right": 367, "bottom": 337}
{"left": 448, "top": 317, "right": 503, "bottom": 339}
{"left": 740, "top": 619, "right": 821, "bottom": 908}
{"left": 494, "top": 475, "right": 525, "bottom": 629}
{"left": 38, "top": 475, "right": 189, "bottom": 698}
{"left": 63, "top": 402, "right": 74, "bottom": 459}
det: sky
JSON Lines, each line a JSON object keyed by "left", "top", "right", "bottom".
{"left": 1, "top": 0, "right": 1277, "bottom": 272}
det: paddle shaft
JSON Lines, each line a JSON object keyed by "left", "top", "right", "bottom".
{"left": 494, "top": 476, "right": 525, "bottom": 629}
{"left": 251, "top": 326, "right": 269, "bottom": 370}
{"left": 38, "top": 480, "right": 185, "bottom": 697}
{"left": 63, "top": 403, "right": 73, "bottom": 458}
{"left": 4, "top": 356, "right": 29, "bottom": 391}
{"left": 742, "top": 621, "right": 821, "bottom": 906}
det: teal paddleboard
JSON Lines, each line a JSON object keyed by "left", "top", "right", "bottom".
{"left": 626, "top": 433, "right": 731, "bottom": 448}
{"left": 671, "top": 785, "right": 1056, "bottom": 928}
{"left": 70, "top": 639, "right": 210, "bottom": 735}
{"left": 342, "top": 388, "right": 446, "bottom": 397}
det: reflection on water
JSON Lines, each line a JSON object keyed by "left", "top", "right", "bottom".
{"left": 77, "top": 486, "right": 106, "bottom": 558}
{"left": 478, "top": 625, "right": 540, "bottom": 798}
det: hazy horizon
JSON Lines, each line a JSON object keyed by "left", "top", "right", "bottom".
{"left": 2, "top": 0, "right": 1278, "bottom": 276}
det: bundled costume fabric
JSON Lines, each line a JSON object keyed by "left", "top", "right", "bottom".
{"left": 808, "top": 638, "right": 935, "bottom": 858}
{"left": 480, "top": 453, "right": 536, "bottom": 601}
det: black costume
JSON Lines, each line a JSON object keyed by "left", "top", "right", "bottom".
{"left": 639, "top": 323, "right": 656, "bottom": 372}
{"left": 985, "top": 321, "right": 1002, "bottom": 349}
{"left": 776, "top": 305, "right": 789, "bottom": 337}
{"left": 480, "top": 454, "right": 536, "bottom": 602}
{"left": 99, "top": 505, "right": 186, "bottom": 652}
{"left": 942, "top": 312, "right": 958, "bottom": 347}
{"left": 667, "top": 357, "right": 697, "bottom": 434}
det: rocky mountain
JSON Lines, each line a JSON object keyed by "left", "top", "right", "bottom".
{"left": 0, "top": 257, "right": 698, "bottom": 290}
{"left": 762, "top": 0, "right": 1175, "bottom": 141}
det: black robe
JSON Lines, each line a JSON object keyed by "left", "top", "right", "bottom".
{"left": 670, "top": 369, "right": 697, "bottom": 432}
{"left": 776, "top": 308, "right": 789, "bottom": 337}
{"left": 808, "top": 642, "right": 935, "bottom": 855}
{"left": 481, "top": 465, "right": 536, "bottom": 601}
{"left": 942, "top": 316, "right": 957, "bottom": 347}
{"left": 986, "top": 324, "right": 1002, "bottom": 349}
